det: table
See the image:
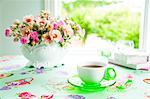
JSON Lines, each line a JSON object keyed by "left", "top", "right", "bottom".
{"left": 0, "top": 55, "right": 150, "bottom": 99}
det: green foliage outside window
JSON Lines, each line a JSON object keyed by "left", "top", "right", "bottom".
{"left": 62, "top": 0, "right": 140, "bottom": 48}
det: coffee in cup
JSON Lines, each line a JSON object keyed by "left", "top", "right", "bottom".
{"left": 77, "top": 61, "right": 116, "bottom": 84}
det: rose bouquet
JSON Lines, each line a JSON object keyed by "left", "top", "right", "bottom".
{"left": 5, "top": 10, "right": 84, "bottom": 47}
{"left": 4, "top": 10, "right": 84, "bottom": 68}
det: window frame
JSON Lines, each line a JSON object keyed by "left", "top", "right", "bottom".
{"left": 44, "top": 0, "right": 61, "bottom": 17}
{"left": 140, "top": 0, "right": 150, "bottom": 52}
{"left": 45, "top": 0, "right": 150, "bottom": 51}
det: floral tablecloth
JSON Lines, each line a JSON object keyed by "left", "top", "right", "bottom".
{"left": 0, "top": 55, "right": 150, "bottom": 99}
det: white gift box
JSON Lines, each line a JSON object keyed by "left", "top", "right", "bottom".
{"left": 114, "top": 49, "right": 149, "bottom": 64}
{"left": 109, "top": 49, "right": 150, "bottom": 69}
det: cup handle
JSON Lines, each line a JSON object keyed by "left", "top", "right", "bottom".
{"left": 103, "top": 67, "right": 117, "bottom": 80}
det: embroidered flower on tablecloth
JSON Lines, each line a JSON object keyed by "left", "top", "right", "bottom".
{"left": 0, "top": 77, "right": 34, "bottom": 90}
{"left": 143, "top": 78, "right": 150, "bottom": 84}
{"left": 35, "top": 68, "right": 44, "bottom": 74}
{"left": 40, "top": 94, "right": 54, "bottom": 99}
{"left": 0, "top": 59, "right": 9, "bottom": 62}
{"left": 0, "top": 73, "right": 13, "bottom": 79}
{"left": 126, "top": 74, "right": 133, "bottom": 80}
{"left": 46, "top": 80, "right": 69, "bottom": 92}
{"left": 65, "top": 95, "right": 85, "bottom": 99}
{"left": 113, "top": 74, "right": 134, "bottom": 89}
{"left": 18, "top": 92, "right": 36, "bottom": 99}
{"left": 6, "top": 77, "right": 34, "bottom": 86}
{"left": 144, "top": 92, "right": 150, "bottom": 99}
{"left": 0, "top": 86, "right": 12, "bottom": 90}
{"left": 20, "top": 67, "right": 50, "bottom": 75}
{"left": 18, "top": 92, "right": 54, "bottom": 99}
{"left": 145, "top": 96, "right": 150, "bottom": 99}
{"left": 107, "top": 96, "right": 117, "bottom": 99}
{"left": 7, "top": 81, "right": 20, "bottom": 87}
{"left": 0, "top": 64, "right": 23, "bottom": 71}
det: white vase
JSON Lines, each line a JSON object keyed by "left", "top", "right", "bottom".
{"left": 21, "top": 44, "right": 68, "bottom": 68}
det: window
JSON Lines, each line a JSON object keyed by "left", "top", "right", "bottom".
{"left": 139, "top": 0, "right": 150, "bottom": 51}
{"left": 45, "top": 0, "right": 150, "bottom": 51}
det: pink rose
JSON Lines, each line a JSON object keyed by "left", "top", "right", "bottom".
{"left": 60, "top": 37, "right": 64, "bottom": 43}
{"left": 39, "top": 20, "right": 46, "bottom": 26}
{"left": 52, "top": 22, "right": 58, "bottom": 29}
{"left": 5, "top": 28, "right": 11, "bottom": 37}
{"left": 42, "top": 33, "right": 53, "bottom": 44}
{"left": 63, "top": 25, "right": 73, "bottom": 37}
{"left": 34, "top": 37, "right": 39, "bottom": 44}
{"left": 126, "top": 74, "right": 133, "bottom": 80}
{"left": 52, "top": 30, "right": 62, "bottom": 42}
{"left": 23, "top": 16, "right": 33, "bottom": 23}
{"left": 57, "top": 20, "right": 65, "bottom": 26}
{"left": 30, "top": 31, "right": 38, "bottom": 40}
{"left": 20, "top": 37, "right": 28, "bottom": 44}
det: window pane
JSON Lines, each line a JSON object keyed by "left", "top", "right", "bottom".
{"left": 61, "top": 0, "right": 144, "bottom": 48}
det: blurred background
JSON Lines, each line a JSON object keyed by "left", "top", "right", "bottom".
{"left": 0, "top": 0, "right": 146, "bottom": 56}
{"left": 61, "top": 0, "right": 144, "bottom": 48}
